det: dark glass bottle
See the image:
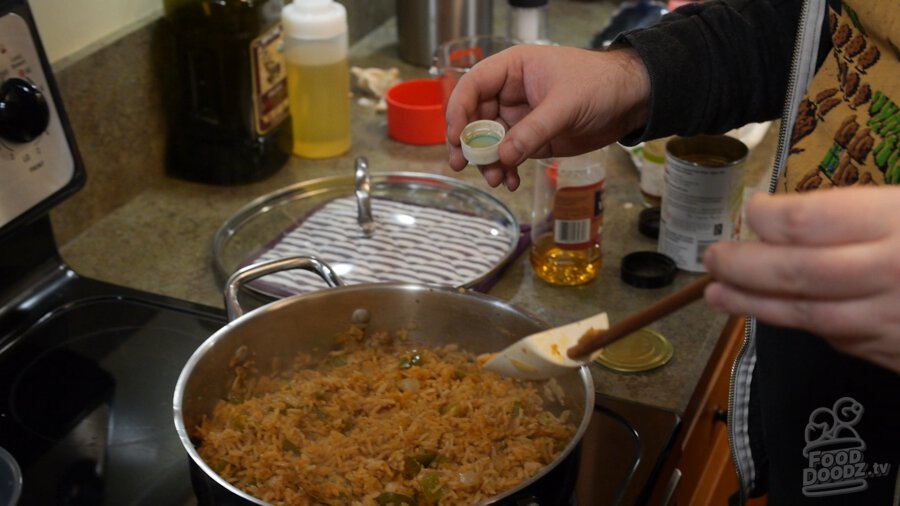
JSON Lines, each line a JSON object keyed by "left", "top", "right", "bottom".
{"left": 161, "top": 0, "right": 290, "bottom": 185}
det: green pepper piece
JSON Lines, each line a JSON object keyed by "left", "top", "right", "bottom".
{"left": 416, "top": 473, "right": 445, "bottom": 504}
{"left": 411, "top": 451, "right": 438, "bottom": 467}
{"left": 281, "top": 439, "right": 301, "bottom": 455}
{"left": 375, "top": 492, "right": 417, "bottom": 505}
{"left": 402, "top": 456, "right": 422, "bottom": 479}
{"left": 399, "top": 352, "right": 424, "bottom": 369}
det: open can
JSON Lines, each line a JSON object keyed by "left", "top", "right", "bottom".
{"left": 658, "top": 135, "right": 748, "bottom": 272}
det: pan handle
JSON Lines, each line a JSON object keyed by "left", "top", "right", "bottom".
{"left": 224, "top": 256, "right": 345, "bottom": 321}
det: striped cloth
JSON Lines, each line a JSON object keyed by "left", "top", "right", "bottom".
{"left": 247, "top": 196, "right": 516, "bottom": 296}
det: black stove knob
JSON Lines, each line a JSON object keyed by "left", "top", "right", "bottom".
{"left": 0, "top": 77, "right": 51, "bottom": 143}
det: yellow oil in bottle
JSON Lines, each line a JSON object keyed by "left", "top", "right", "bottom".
{"left": 287, "top": 59, "right": 351, "bottom": 159}
{"left": 530, "top": 233, "right": 603, "bottom": 285}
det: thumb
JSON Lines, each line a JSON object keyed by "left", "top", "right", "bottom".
{"left": 498, "top": 93, "right": 572, "bottom": 165}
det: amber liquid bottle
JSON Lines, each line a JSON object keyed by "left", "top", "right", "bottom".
{"left": 161, "top": 0, "right": 290, "bottom": 185}
{"left": 530, "top": 156, "right": 606, "bottom": 286}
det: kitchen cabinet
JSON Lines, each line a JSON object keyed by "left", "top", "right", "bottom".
{"left": 658, "top": 315, "right": 767, "bottom": 506}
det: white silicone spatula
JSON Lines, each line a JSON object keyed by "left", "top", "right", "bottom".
{"left": 481, "top": 275, "right": 713, "bottom": 380}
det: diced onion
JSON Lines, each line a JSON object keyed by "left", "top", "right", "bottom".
{"left": 399, "top": 378, "right": 420, "bottom": 392}
{"left": 458, "top": 471, "right": 481, "bottom": 487}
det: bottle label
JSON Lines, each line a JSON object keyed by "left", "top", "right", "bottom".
{"left": 553, "top": 180, "right": 604, "bottom": 250}
{"left": 250, "top": 23, "right": 290, "bottom": 135}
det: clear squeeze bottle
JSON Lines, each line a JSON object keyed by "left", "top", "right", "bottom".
{"left": 161, "top": 0, "right": 290, "bottom": 184}
{"left": 530, "top": 152, "right": 606, "bottom": 285}
{"left": 282, "top": 0, "right": 351, "bottom": 159}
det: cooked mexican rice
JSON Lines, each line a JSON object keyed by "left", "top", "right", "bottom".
{"left": 195, "top": 328, "right": 577, "bottom": 505}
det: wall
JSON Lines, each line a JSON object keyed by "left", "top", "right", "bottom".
{"left": 30, "top": 0, "right": 161, "bottom": 67}
{"left": 31, "top": 0, "right": 392, "bottom": 68}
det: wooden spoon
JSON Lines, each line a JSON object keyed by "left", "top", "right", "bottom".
{"left": 481, "top": 274, "right": 713, "bottom": 380}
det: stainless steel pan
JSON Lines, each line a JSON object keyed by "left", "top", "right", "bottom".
{"left": 174, "top": 256, "right": 594, "bottom": 505}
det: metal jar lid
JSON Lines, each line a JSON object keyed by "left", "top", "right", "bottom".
{"left": 593, "top": 328, "right": 674, "bottom": 373}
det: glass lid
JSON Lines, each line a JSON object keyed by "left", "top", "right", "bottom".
{"left": 213, "top": 159, "right": 521, "bottom": 299}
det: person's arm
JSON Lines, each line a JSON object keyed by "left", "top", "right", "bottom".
{"left": 618, "top": 0, "right": 830, "bottom": 143}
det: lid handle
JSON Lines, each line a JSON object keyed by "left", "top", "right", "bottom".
{"left": 355, "top": 157, "right": 375, "bottom": 237}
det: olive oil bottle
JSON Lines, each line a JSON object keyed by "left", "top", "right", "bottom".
{"left": 282, "top": 0, "right": 351, "bottom": 159}
{"left": 161, "top": 0, "right": 290, "bottom": 185}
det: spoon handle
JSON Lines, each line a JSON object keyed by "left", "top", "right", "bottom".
{"left": 567, "top": 274, "right": 713, "bottom": 360}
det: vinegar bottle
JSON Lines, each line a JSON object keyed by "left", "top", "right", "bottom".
{"left": 282, "top": 0, "right": 352, "bottom": 159}
{"left": 530, "top": 152, "right": 606, "bottom": 286}
{"left": 161, "top": 0, "right": 290, "bottom": 185}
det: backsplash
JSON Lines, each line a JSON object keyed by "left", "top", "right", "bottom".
{"left": 49, "top": 0, "right": 394, "bottom": 246}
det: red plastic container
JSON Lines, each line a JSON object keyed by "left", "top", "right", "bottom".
{"left": 385, "top": 79, "right": 446, "bottom": 145}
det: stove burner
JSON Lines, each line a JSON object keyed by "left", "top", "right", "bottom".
{"left": 0, "top": 295, "right": 225, "bottom": 505}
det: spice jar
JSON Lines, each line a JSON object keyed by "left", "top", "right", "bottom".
{"left": 530, "top": 151, "right": 606, "bottom": 285}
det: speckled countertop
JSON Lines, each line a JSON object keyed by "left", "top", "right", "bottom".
{"left": 53, "top": 2, "right": 771, "bottom": 415}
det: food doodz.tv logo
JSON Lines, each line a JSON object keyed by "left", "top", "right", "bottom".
{"left": 801, "top": 397, "right": 892, "bottom": 497}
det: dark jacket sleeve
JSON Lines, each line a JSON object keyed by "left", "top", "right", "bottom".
{"left": 616, "top": 0, "right": 804, "bottom": 144}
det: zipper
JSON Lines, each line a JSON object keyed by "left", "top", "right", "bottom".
{"left": 726, "top": 0, "right": 826, "bottom": 503}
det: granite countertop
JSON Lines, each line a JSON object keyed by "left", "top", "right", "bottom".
{"left": 54, "top": 2, "right": 755, "bottom": 415}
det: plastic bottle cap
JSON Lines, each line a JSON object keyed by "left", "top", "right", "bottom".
{"left": 282, "top": 0, "right": 347, "bottom": 40}
{"left": 460, "top": 120, "right": 505, "bottom": 165}
{"left": 620, "top": 251, "right": 677, "bottom": 288}
{"left": 638, "top": 207, "right": 661, "bottom": 239}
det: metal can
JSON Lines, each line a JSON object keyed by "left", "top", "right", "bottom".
{"left": 658, "top": 135, "right": 748, "bottom": 272}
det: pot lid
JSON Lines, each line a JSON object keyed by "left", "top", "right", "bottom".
{"left": 213, "top": 158, "right": 521, "bottom": 299}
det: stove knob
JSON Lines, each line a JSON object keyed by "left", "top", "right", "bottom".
{"left": 0, "top": 77, "right": 51, "bottom": 143}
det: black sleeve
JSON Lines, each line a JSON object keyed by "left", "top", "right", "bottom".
{"left": 615, "top": 0, "right": 804, "bottom": 144}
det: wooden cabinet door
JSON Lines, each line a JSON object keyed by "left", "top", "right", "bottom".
{"left": 671, "top": 315, "right": 745, "bottom": 506}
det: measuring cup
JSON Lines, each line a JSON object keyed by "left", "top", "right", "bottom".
{"left": 430, "top": 35, "right": 520, "bottom": 107}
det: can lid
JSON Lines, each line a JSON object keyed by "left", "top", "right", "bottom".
{"left": 593, "top": 328, "right": 674, "bottom": 372}
{"left": 620, "top": 251, "right": 676, "bottom": 288}
{"left": 638, "top": 207, "right": 661, "bottom": 239}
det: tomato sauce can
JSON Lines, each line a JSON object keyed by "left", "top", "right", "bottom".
{"left": 658, "top": 135, "right": 748, "bottom": 272}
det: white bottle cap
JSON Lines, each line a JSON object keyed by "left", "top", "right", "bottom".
{"left": 282, "top": 0, "right": 347, "bottom": 40}
{"left": 460, "top": 120, "right": 506, "bottom": 165}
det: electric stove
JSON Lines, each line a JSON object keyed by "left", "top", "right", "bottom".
{"left": 0, "top": 1, "right": 680, "bottom": 504}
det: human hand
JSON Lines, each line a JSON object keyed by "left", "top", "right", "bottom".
{"left": 702, "top": 187, "right": 900, "bottom": 373}
{"left": 445, "top": 45, "right": 650, "bottom": 190}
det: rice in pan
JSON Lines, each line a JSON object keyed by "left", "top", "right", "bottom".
{"left": 195, "top": 328, "right": 577, "bottom": 505}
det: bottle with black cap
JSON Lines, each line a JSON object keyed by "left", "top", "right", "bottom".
{"left": 507, "top": 0, "right": 549, "bottom": 44}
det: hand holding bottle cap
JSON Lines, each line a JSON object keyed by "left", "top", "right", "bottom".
{"left": 460, "top": 120, "right": 506, "bottom": 165}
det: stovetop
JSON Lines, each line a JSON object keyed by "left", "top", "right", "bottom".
{"left": 0, "top": 225, "right": 679, "bottom": 505}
